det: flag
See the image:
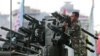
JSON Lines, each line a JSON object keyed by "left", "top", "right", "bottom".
{"left": 96, "top": 33, "right": 100, "bottom": 54}
{"left": 13, "top": 0, "right": 24, "bottom": 31}
{"left": 63, "top": 8, "right": 68, "bottom": 15}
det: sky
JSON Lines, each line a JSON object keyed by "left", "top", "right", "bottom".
{"left": 0, "top": 0, "right": 100, "bottom": 31}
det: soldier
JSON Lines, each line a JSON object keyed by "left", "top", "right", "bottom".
{"left": 70, "top": 11, "right": 82, "bottom": 56}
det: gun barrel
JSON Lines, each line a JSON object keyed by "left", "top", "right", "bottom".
{"left": 17, "top": 40, "right": 42, "bottom": 49}
{"left": 47, "top": 24, "right": 70, "bottom": 37}
{"left": 85, "top": 46, "right": 95, "bottom": 52}
{"left": 0, "top": 38, "right": 38, "bottom": 53}
{"left": 19, "top": 27, "right": 31, "bottom": 34}
{"left": 30, "top": 44, "right": 42, "bottom": 49}
{"left": 86, "top": 39, "right": 94, "bottom": 46}
{"left": 51, "top": 12, "right": 63, "bottom": 19}
{"left": 13, "top": 43, "right": 38, "bottom": 53}
{"left": 1, "top": 26, "right": 26, "bottom": 37}
{"left": 81, "top": 28, "right": 98, "bottom": 39}
{"left": 23, "top": 14, "right": 39, "bottom": 23}
{"left": 0, "top": 37, "right": 7, "bottom": 42}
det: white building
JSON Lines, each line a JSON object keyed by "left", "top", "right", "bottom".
{"left": 0, "top": 14, "right": 9, "bottom": 47}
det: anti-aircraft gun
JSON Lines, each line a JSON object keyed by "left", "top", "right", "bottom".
{"left": 48, "top": 12, "right": 73, "bottom": 47}
{"left": 48, "top": 12, "right": 98, "bottom": 56}
{"left": 0, "top": 14, "right": 45, "bottom": 56}
{"left": 0, "top": 26, "right": 40, "bottom": 54}
{"left": 42, "top": 12, "right": 72, "bottom": 56}
{"left": 23, "top": 14, "right": 45, "bottom": 46}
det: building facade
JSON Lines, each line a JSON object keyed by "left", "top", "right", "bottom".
{"left": 0, "top": 14, "right": 9, "bottom": 47}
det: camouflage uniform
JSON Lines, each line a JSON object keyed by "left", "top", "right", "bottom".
{"left": 70, "top": 20, "right": 86, "bottom": 56}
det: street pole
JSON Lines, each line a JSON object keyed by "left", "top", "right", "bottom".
{"left": 87, "top": 0, "right": 96, "bottom": 56}
{"left": 9, "top": 0, "right": 12, "bottom": 52}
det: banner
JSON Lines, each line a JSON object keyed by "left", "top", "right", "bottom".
{"left": 13, "top": 0, "right": 24, "bottom": 31}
